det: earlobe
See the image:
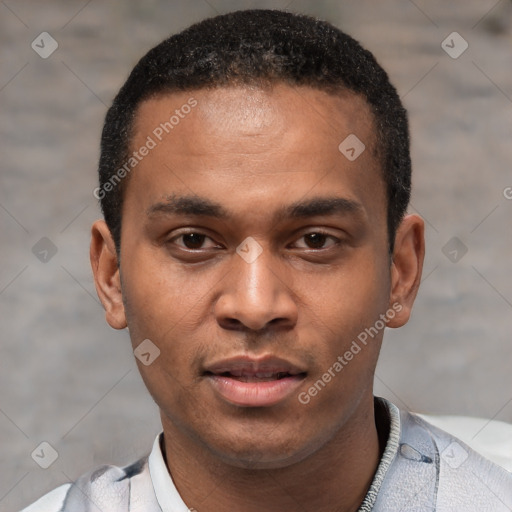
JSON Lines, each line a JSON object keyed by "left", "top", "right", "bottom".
{"left": 90, "top": 220, "right": 127, "bottom": 329}
{"left": 387, "top": 214, "right": 425, "bottom": 328}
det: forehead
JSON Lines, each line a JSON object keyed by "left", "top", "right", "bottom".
{"left": 134, "top": 84, "right": 378, "bottom": 154}
{"left": 124, "top": 84, "right": 385, "bottom": 228}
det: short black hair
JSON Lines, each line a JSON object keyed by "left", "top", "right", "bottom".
{"left": 97, "top": 9, "right": 411, "bottom": 255}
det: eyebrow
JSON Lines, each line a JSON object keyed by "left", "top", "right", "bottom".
{"left": 147, "top": 194, "right": 364, "bottom": 222}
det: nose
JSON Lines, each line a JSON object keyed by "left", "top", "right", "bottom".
{"left": 214, "top": 242, "right": 298, "bottom": 333}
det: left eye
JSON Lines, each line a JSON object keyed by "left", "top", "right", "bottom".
{"left": 293, "top": 233, "right": 339, "bottom": 249}
{"left": 174, "top": 233, "right": 218, "bottom": 250}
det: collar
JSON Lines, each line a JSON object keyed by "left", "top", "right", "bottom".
{"left": 148, "top": 433, "right": 190, "bottom": 511}
{"left": 357, "top": 397, "right": 401, "bottom": 511}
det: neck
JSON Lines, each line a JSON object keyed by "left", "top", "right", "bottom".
{"left": 160, "top": 395, "right": 383, "bottom": 512}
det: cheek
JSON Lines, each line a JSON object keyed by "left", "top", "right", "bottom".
{"left": 306, "top": 257, "right": 389, "bottom": 329}
{"left": 121, "top": 254, "right": 215, "bottom": 378}
{"left": 121, "top": 251, "right": 204, "bottom": 336}
{"left": 297, "top": 259, "right": 390, "bottom": 380}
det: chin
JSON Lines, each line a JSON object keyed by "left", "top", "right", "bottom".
{"left": 202, "top": 428, "right": 319, "bottom": 470}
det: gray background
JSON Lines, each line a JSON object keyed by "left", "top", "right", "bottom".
{"left": 1, "top": 0, "right": 511, "bottom": 510}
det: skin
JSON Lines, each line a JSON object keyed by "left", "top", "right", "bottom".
{"left": 90, "top": 84, "right": 424, "bottom": 512}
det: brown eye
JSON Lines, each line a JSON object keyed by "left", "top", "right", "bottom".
{"left": 304, "top": 233, "right": 329, "bottom": 249}
{"left": 181, "top": 233, "right": 207, "bottom": 249}
{"left": 293, "top": 232, "right": 339, "bottom": 250}
{"left": 168, "top": 230, "right": 222, "bottom": 254}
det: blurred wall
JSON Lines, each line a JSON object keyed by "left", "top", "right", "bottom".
{"left": 1, "top": 0, "right": 511, "bottom": 509}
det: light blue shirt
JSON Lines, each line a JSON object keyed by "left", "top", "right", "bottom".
{"left": 21, "top": 397, "right": 512, "bottom": 511}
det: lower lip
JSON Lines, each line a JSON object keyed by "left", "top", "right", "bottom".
{"left": 206, "top": 374, "right": 305, "bottom": 407}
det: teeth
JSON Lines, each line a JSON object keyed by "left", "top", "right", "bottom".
{"left": 255, "top": 372, "right": 280, "bottom": 378}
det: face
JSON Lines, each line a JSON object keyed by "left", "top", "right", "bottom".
{"left": 91, "top": 84, "right": 424, "bottom": 469}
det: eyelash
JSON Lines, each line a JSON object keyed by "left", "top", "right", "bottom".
{"left": 168, "top": 230, "right": 341, "bottom": 251}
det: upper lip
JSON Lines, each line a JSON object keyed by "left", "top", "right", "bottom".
{"left": 203, "top": 355, "right": 307, "bottom": 376}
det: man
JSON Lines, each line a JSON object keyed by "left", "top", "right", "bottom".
{"left": 23, "top": 9, "right": 512, "bottom": 512}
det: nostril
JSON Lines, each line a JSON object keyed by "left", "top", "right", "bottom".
{"left": 218, "top": 317, "right": 244, "bottom": 330}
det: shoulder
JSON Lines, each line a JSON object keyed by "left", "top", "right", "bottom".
{"left": 20, "top": 483, "right": 72, "bottom": 512}
{"left": 407, "top": 410, "right": 512, "bottom": 510}
{"left": 373, "top": 399, "right": 512, "bottom": 511}
{"left": 417, "top": 411, "right": 512, "bottom": 471}
{"left": 20, "top": 457, "right": 150, "bottom": 512}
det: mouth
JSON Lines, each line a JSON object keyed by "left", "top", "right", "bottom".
{"left": 203, "top": 357, "right": 307, "bottom": 407}
{"left": 206, "top": 370, "right": 302, "bottom": 382}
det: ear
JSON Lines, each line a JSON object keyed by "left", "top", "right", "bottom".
{"left": 386, "top": 214, "right": 425, "bottom": 328}
{"left": 90, "top": 220, "right": 127, "bottom": 329}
